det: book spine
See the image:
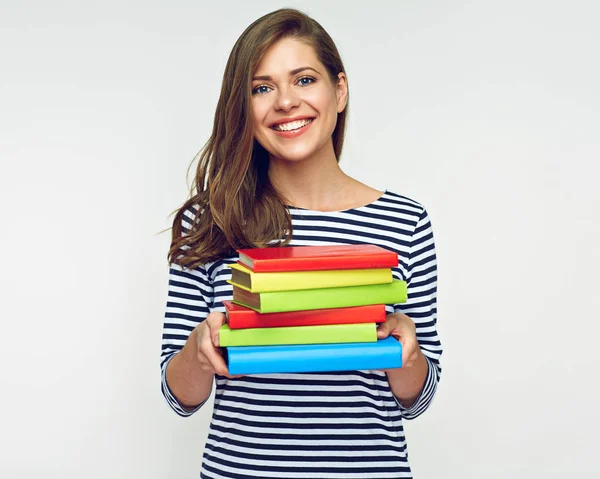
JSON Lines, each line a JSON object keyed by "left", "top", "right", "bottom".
{"left": 258, "top": 280, "right": 407, "bottom": 313}
{"left": 226, "top": 304, "right": 387, "bottom": 329}
{"left": 251, "top": 268, "right": 393, "bottom": 293}
{"left": 226, "top": 337, "right": 403, "bottom": 374}
{"left": 219, "top": 323, "right": 377, "bottom": 347}
{"left": 252, "top": 254, "right": 398, "bottom": 272}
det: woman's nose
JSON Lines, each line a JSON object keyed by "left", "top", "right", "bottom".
{"left": 273, "top": 85, "right": 301, "bottom": 112}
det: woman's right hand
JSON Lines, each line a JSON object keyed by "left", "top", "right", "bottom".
{"left": 193, "top": 311, "right": 239, "bottom": 378}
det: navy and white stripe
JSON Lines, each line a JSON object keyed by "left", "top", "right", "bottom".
{"left": 160, "top": 189, "right": 442, "bottom": 478}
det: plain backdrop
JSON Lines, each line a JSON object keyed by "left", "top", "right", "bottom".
{"left": 1, "top": 1, "right": 599, "bottom": 478}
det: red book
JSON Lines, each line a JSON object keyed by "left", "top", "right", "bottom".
{"left": 222, "top": 300, "right": 386, "bottom": 329}
{"left": 237, "top": 244, "right": 398, "bottom": 272}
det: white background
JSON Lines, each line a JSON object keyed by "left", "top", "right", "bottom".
{"left": 1, "top": 1, "right": 599, "bottom": 478}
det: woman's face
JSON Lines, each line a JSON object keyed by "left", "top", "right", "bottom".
{"left": 251, "top": 37, "right": 347, "bottom": 163}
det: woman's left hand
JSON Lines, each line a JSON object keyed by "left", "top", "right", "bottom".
{"left": 376, "top": 312, "right": 422, "bottom": 369}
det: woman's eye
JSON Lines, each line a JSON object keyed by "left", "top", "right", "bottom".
{"left": 298, "top": 77, "right": 315, "bottom": 86}
{"left": 252, "top": 85, "right": 271, "bottom": 95}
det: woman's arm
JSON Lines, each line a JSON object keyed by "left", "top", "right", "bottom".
{"left": 165, "top": 313, "right": 231, "bottom": 410}
{"left": 381, "top": 206, "right": 443, "bottom": 418}
{"left": 165, "top": 328, "right": 214, "bottom": 410}
{"left": 160, "top": 206, "right": 223, "bottom": 416}
{"left": 387, "top": 354, "right": 429, "bottom": 408}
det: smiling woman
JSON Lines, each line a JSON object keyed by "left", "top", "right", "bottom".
{"left": 161, "top": 7, "right": 442, "bottom": 479}
{"left": 251, "top": 38, "right": 347, "bottom": 165}
{"left": 166, "top": 10, "right": 354, "bottom": 263}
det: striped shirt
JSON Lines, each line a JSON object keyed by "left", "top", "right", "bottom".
{"left": 160, "top": 189, "right": 442, "bottom": 479}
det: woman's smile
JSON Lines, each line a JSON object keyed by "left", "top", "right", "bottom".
{"left": 270, "top": 118, "right": 315, "bottom": 138}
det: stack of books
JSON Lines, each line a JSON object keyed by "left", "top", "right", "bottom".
{"left": 220, "top": 244, "right": 407, "bottom": 375}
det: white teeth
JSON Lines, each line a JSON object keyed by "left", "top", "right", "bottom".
{"left": 273, "top": 118, "right": 313, "bottom": 131}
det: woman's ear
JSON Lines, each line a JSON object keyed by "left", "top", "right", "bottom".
{"left": 336, "top": 72, "right": 348, "bottom": 113}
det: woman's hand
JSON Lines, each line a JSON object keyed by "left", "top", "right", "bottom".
{"left": 376, "top": 312, "right": 428, "bottom": 407}
{"left": 376, "top": 312, "right": 422, "bottom": 369}
{"left": 193, "top": 311, "right": 240, "bottom": 378}
{"left": 166, "top": 311, "right": 241, "bottom": 410}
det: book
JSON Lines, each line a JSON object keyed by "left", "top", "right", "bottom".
{"left": 222, "top": 301, "right": 387, "bottom": 329}
{"left": 225, "top": 336, "right": 403, "bottom": 374}
{"left": 218, "top": 322, "right": 377, "bottom": 347}
{"left": 237, "top": 244, "right": 398, "bottom": 272}
{"left": 228, "top": 262, "right": 392, "bottom": 293}
{"left": 230, "top": 279, "right": 407, "bottom": 313}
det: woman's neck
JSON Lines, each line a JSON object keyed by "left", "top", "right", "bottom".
{"left": 267, "top": 144, "right": 373, "bottom": 211}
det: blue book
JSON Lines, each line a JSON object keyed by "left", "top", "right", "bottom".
{"left": 225, "top": 336, "right": 402, "bottom": 374}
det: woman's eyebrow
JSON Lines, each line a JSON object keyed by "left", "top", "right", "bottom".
{"left": 252, "top": 66, "right": 320, "bottom": 81}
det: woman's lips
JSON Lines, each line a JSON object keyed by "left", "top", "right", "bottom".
{"left": 270, "top": 119, "right": 315, "bottom": 138}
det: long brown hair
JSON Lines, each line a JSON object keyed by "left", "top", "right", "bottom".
{"left": 167, "top": 8, "right": 349, "bottom": 270}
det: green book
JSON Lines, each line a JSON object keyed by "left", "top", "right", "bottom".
{"left": 219, "top": 322, "right": 377, "bottom": 347}
{"left": 231, "top": 279, "right": 407, "bottom": 313}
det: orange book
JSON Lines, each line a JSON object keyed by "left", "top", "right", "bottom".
{"left": 222, "top": 300, "right": 386, "bottom": 329}
{"left": 237, "top": 244, "right": 398, "bottom": 272}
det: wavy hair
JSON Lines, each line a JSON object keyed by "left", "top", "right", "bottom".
{"left": 167, "top": 8, "right": 349, "bottom": 270}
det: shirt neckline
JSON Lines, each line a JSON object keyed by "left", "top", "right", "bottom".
{"left": 286, "top": 189, "right": 388, "bottom": 214}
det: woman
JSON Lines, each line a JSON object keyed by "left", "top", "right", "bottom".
{"left": 161, "top": 7, "right": 442, "bottom": 479}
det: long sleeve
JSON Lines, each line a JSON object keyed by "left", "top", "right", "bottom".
{"left": 393, "top": 206, "right": 442, "bottom": 419}
{"left": 160, "top": 207, "right": 214, "bottom": 417}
